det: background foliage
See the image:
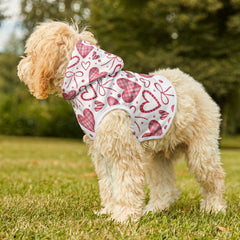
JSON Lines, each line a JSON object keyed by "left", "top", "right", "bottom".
{"left": 0, "top": 0, "right": 239, "bottom": 137}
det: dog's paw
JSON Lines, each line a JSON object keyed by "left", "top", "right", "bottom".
{"left": 143, "top": 189, "right": 181, "bottom": 215}
{"left": 143, "top": 201, "right": 170, "bottom": 215}
{"left": 94, "top": 207, "right": 111, "bottom": 216}
{"left": 111, "top": 205, "right": 142, "bottom": 223}
{"left": 200, "top": 198, "right": 227, "bottom": 214}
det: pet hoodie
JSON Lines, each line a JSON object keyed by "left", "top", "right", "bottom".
{"left": 62, "top": 40, "right": 177, "bottom": 142}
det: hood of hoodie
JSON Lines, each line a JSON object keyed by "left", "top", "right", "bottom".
{"left": 62, "top": 40, "right": 124, "bottom": 100}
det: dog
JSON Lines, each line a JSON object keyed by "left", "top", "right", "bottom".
{"left": 18, "top": 21, "right": 226, "bottom": 222}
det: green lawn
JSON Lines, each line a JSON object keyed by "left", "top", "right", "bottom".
{"left": 0, "top": 136, "right": 240, "bottom": 239}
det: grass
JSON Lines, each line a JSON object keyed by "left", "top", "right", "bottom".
{"left": 0, "top": 135, "right": 240, "bottom": 239}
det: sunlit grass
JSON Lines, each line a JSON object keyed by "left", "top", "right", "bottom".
{"left": 0, "top": 136, "right": 239, "bottom": 239}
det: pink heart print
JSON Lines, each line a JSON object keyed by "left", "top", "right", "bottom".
{"left": 142, "top": 120, "right": 163, "bottom": 138}
{"left": 94, "top": 101, "right": 104, "bottom": 112}
{"left": 76, "top": 41, "right": 94, "bottom": 58}
{"left": 140, "top": 90, "right": 161, "bottom": 113}
{"left": 77, "top": 108, "right": 95, "bottom": 132}
{"left": 62, "top": 90, "right": 76, "bottom": 100}
{"left": 63, "top": 40, "right": 177, "bottom": 142}
{"left": 89, "top": 67, "right": 107, "bottom": 83}
{"left": 159, "top": 110, "right": 169, "bottom": 120}
{"left": 92, "top": 51, "right": 100, "bottom": 60}
{"left": 140, "top": 78, "right": 150, "bottom": 88}
{"left": 107, "top": 96, "right": 120, "bottom": 106}
{"left": 117, "top": 78, "right": 141, "bottom": 103}
{"left": 80, "top": 85, "right": 98, "bottom": 101}
{"left": 81, "top": 61, "right": 90, "bottom": 71}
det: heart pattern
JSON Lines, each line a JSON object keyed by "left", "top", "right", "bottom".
{"left": 92, "top": 51, "right": 100, "bottom": 60}
{"left": 107, "top": 96, "right": 120, "bottom": 106}
{"left": 89, "top": 67, "right": 107, "bottom": 83}
{"left": 140, "top": 90, "right": 161, "bottom": 113}
{"left": 140, "top": 78, "right": 150, "bottom": 88}
{"left": 63, "top": 40, "right": 176, "bottom": 142}
{"left": 142, "top": 120, "right": 163, "bottom": 138}
{"left": 76, "top": 41, "right": 94, "bottom": 58}
{"left": 94, "top": 100, "right": 104, "bottom": 112}
{"left": 117, "top": 78, "right": 141, "bottom": 103}
{"left": 77, "top": 109, "right": 95, "bottom": 132}
{"left": 62, "top": 90, "right": 76, "bottom": 100}
{"left": 80, "top": 85, "right": 97, "bottom": 101}
{"left": 159, "top": 110, "right": 169, "bottom": 120}
{"left": 81, "top": 61, "right": 90, "bottom": 71}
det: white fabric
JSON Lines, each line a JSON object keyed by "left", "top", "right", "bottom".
{"left": 62, "top": 40, "right": 177, "bottom": 142}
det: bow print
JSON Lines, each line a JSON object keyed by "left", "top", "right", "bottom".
{"left": 154, "top": 83, "right": 174, "bottom": 105}
{"left": 101, "top": 53, "right": 123, "bottom": 69}
{"left": 65, "top": 70, "right": 84, "bottom": 89}
{"left": 96, "top": 78, "right": 116, "bottom": 96}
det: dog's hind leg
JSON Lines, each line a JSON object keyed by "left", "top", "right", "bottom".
{"left": 94, "top": 110, "right": 145, "bottom": 222}
{"left": 186, "top": 137, "right": 226, "bottom": 213}
{"left": 143, "top": 151, "right": 181, "bottom": 214}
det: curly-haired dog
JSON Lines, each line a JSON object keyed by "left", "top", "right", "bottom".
{"left": 18, "top": 21, "right": 226, "bottom": 222}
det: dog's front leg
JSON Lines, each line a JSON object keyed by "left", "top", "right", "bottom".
{"left": 94, "top": 110, "right": 145, "bottom": 222}
{"left": 84, "top": 135, "right": 114, "bottom": 215}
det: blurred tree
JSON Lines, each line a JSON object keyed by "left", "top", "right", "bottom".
{"left": 90, "top": 0, "right": 240, "bottom": 134}
{"left": 0, "top": 0, "right": 6, "bottom": 25}
{"left": 0, "top": 0, "right": 88, "bottom": 138}
{"left": 0, "top": 52, "right": 19, "bottom": 94}
{"left": 0, "top": 52, "right": 82, "bottom": 138}
{"left": 0, "top": 0, "right": 239, "bottom": 137}
{"left": 20, "top": 0, "right": 89, "bottom": 38}
{"left": 120, "top": 0, "right": 150, "bottom": 8}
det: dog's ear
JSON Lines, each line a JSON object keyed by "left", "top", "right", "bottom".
{"left": 17, "top": 40, "right": 60, "bottom": 99}
{"left": 18, "top": 22, "right": 80, "bottom": 99}
{"left": 31, "top": 41, "right": 61, "bottom": 99}
{"left": 17, "top": 56, "right": 38, "bottom": 97}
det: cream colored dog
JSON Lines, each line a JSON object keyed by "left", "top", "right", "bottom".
{"left": 18, "top": 21, "right": 226, "bottom": 222}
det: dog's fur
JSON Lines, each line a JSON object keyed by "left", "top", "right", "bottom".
{"left": 18, "top": 21, "right": 226, "bottom": 222}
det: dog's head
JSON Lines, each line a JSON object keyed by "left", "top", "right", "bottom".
{"left": 17, "top": 21, "right": 97, "bottom": 99}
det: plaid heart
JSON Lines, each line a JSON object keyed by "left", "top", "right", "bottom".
{"left": 142, "top": 120, "right": 163, "bottom": 138}
{"left": 89, "top": 67, "right": 107, "bottom": 82}
{"left": 94, "top": 101, "right": 104, "bottom": 112}
{"left": 77, "top": 109, "right": 95, "bottom": 132}
{"left": 76, "top": 41, "right": 94, "bottom": 58}
{"left": 107, "top": 96, "right": 120, "bottom": 106}
{"left": 62, "top": 90, "right": 76, "bottom": 100}
{"left": 117, "top": 78, "right": 141, "bottom": 103}
{"left": 159, "top": 110, "right": 169, "bottom": 120}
